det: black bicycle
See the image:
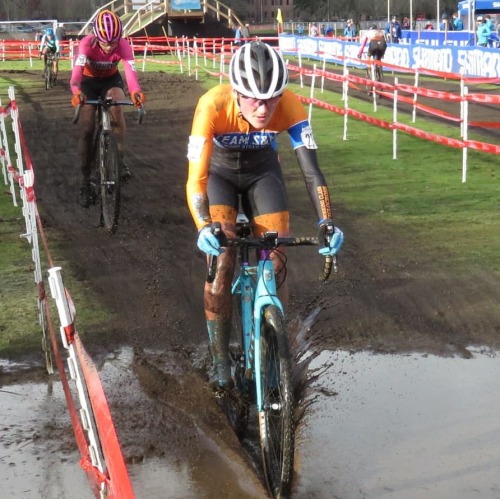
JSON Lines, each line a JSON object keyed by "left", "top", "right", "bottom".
{"left": 73, "top": 97, "right": 144, "bottom": 233}
{"left": 365, "top": 57, "right": 384, "bottom": 97}
{"left": 44, "top": 51, "right": 57, "bottom": 90}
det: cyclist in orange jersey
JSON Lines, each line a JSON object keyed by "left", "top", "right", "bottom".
{"left": 358, "top": 25, "right": 387, "bottom": 60}
{"left": 186, "top": 41, "right": 344, "bottom": 389}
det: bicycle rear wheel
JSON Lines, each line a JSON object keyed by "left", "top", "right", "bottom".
{"left": 365, "top": 67, "right": 373, "bottom": 95}
{"left": 258, "top": 305, "right": 294, "bottom": 498}
{"left": 97, "top": 131, "right": 121, "bottom": 233}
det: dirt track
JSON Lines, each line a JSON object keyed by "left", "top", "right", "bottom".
{"left": 3, "top": 68, "right": 500, "bottom": 497}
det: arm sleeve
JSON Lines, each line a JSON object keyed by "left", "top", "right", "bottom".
{"left": 295, "top": 146, "right": 333, "bottom": 223}
{"left": 358, "top": 37, "right": 368, "bottom": 56}
{"left": 280, "top": 92, "right": 334, "bottom": 221}
{"left": 70, "top": 37, "right": 92, "bottom": 93}
{"left": 70, "top": 67, "right": 83, "bottom": 94}
{"left": 69, "top": 47, "right": 85, "bottom": 94}
{"left": 186, "top": 93, "right": 216, "bottom": 230}
{"left": 39, "top": 35, "right": 46, "bottom": 52}
{"left": 120, "top": 41, "right": 141, "bottom": 94}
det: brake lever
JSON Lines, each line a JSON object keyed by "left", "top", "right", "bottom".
{"left": 72, "top": 103, "right": 81, "bottom": 124}
{"left": 137, "top": 105, "right": 145, "bottom": 125}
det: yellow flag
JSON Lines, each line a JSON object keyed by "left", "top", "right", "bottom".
{"left": 276, "top": 8, "right": 283, "bottom": 25}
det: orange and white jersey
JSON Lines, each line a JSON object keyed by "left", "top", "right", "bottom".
{"left": 186, "top": 84, "right": 321, "bottom": 229}
{"left": 358, "top": 29, "right": 387, "bottom": 57}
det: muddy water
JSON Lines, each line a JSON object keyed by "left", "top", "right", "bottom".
{"left": 295, "top": 349, "right": 500, "bottom": 498}
{"left": 2, "top": 349, "right": 500, "bottom": 498}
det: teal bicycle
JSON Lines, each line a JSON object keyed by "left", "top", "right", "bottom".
{"left": 207, "top": 218, "right": 334, "bottom": 498}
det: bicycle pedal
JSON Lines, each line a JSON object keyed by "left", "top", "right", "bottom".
{"left": 120, "top": 170, "right": 131, "bottom": 182}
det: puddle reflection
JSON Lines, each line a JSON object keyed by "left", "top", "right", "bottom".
{"left": 296, "top": 348, "right": 500, "bottom": 498}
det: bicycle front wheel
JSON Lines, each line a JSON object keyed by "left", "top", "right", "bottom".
{"left": 258, "top": 305, "right": 294, "bottom": 498}
{"left": 44, "top": 63, "right": 51, "bottom": 90}
{"left": 50, "top": 68, "right": 56, "bottom": 87}
{"left": 98, "top": 131, "right": 121, "bottom": 233}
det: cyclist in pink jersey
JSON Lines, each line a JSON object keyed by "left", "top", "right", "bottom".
{"left": 70, "top": 10, "right": 145, "bottom": 208}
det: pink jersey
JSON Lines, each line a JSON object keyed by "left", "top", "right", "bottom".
{"left": 70, "top": 34, "right": 141, "bottom": 94}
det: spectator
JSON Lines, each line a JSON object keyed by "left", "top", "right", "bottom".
{"left": 309, "top": 22, "right": 319, "bottom": 37}
{"left": 485, "top": 15, "right": 499, "bottom": 47}
{"left": 297, "top": 23, "right": 304, "bottom": 35}
{"left": 485, "top": 14, "right": 494, "bottom": 31}
{"left": 344, "top": 19, "right": 357, "bottom": 41}
{"left": 233, "top": 24, "right": 242, "bottom": 45}
{"left": 440, "top": 15, "right": 454, "bottom": 31}
{"left": 476, "top": 16, "right": 489, "bottom": 47}
{"left": 324, "top": 24, "right": 334, "bottom": 37}
{"left": 351, "top": 20, "right": 358, "bottom": 37}
{"left": 402, "top": 17, "right": 410, "bottom": 30}
{"left": 241, "top": 23, "right": 250, "bottom": 41}
{"left": 385, "top": 16, "right": 402, "bottom": 43}
{"left": 425, "top": 22, "right": 434, "bottom": 30}
{"left": 452, "top": 13, "right": 464, "bottom": 31}
{"left": 55, "top": 22, "right": 66, "bottom": 42}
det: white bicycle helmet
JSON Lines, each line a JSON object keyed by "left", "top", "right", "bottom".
{"left": 229, "top": 41, "right": 288, "bottom": 100}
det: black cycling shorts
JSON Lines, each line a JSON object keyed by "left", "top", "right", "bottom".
{"left": 207, "top": 146, "right": 288, "bottom": 219}
{"left": 368, "top": 39, "right": 387, "bottom": 60}
{"left": 81, "top": 71, "right": 124, "bottom": 100}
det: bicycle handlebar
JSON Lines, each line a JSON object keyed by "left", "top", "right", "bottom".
{"left": 206, "top": 228, "right": 337, "bottom": 284}
{"left": 72, "top": 97, "right": 145, "bottom": 125}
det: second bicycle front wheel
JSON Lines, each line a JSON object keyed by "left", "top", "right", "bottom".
{"left": 44, "top": 63, "right": 51, "bottom": 90}
{"left": 98, "top": 131, "right": 121, "bottom": 233}
{"left": 258, "top": 305, "right": 294, "bottom": 498}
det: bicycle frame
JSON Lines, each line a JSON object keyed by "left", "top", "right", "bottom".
{"left": 73, "top": 97, "right": 144, "bottom": 232}
{"left": 231, "top": 248, "right": 284, "bottom": 412}
{"left": 46, "top": 51, "right": 55, "bottom": 67}
{"left": 44, "top": 52, "right": 56, "bottom": 89}
{"left": 211, "top": 222, "right": 334, "bottom": 497}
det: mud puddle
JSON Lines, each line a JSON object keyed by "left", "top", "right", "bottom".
{"left": 2, "top": 348, "right": 500, "bottom": 498}
{"left": 295, "top": 348, "right": 500, "bottom": 498}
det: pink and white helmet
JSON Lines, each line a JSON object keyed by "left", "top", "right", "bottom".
{"left": 93, "top": 10, "right": 123, "bottom": 44}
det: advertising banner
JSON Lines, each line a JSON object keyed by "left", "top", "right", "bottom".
{"left": 279, "top": 34, "right": 500, "bottom": 78}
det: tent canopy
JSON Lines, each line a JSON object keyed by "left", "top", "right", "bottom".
{"left": 458, "top": 0, "right": 500, "bottom": 14}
